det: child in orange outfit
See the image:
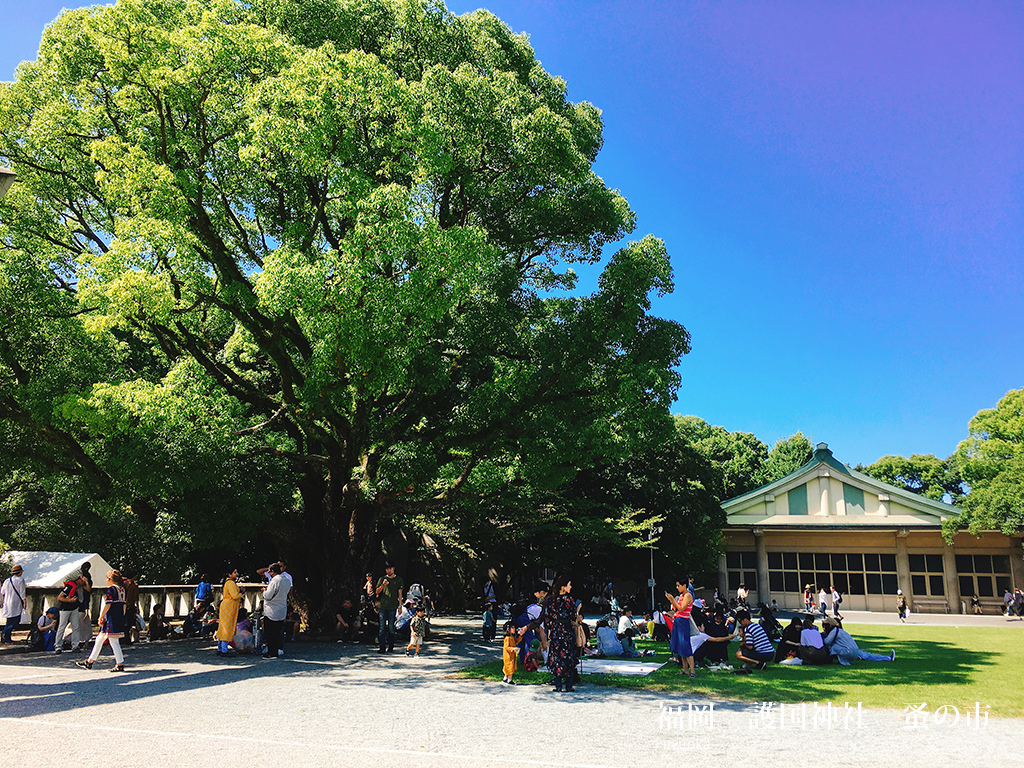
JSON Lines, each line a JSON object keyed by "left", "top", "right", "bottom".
{"left": 502, "top": 622, "right": 518, "bottom": 684}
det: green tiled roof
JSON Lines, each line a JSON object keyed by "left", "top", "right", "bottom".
{"left": 721, "top": 443, "right": 957, "bottom": 520}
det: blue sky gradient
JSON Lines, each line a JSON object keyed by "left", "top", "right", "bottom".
{"left": 3, "top": 1, "right": 1022, "bottom": 467}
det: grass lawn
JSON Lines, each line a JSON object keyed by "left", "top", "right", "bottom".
{"left": 457, "top": 623, "right": 1024, "bottom": 718}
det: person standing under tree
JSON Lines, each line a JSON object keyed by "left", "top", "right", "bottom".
{"left": 666, "top": 580, "right": 696, "bottom": 679}
{"left": 54, "top": 574, "right": 86, "bottom": 653}
{"left": 121, "top": 572, "right": 139, "bottom": 645}
{"left": 76, "top": 570, "right": 127, "bottom": 672}
{"left": 216, "top": 568, "right": 242, "bottom": 657}
{"left": 375, "top": 564, "right": 403, "bottom": 653}
{"left": 77, "top": 562, "right": 93, "bottom": 646}
{"left": 532, "top": 575, "right": 580, "bottom": 693}
{"left": 1, "top": 564, "right": 26, "bottom": 644}
{"left": 261, "top": 563, "right": 290, "bottom": 659}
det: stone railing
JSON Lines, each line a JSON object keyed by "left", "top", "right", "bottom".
{"left": 23, "top": 583, "right": 265, "bottom": 623}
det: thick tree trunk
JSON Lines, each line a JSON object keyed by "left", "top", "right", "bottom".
{"left": 278, "top": 469, "right": 380, "bottom": 632}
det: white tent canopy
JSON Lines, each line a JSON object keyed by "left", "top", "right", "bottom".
{"left": 2, "top": 551, "right": 115, "bottom": 588}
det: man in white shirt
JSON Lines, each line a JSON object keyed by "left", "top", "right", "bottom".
{"left": 830, "top": 586, "right": 842, "bottom": 618}
{"left": 616, "top": 607, "right": 636, "bottom": 637}
{"left": 261, "top": 563, "right": 291, "bottom": 660}
{"left": 1, "top": 564, "right": 26, "bottom": 643}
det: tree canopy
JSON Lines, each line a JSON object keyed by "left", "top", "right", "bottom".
{"left": 0, "top": 0, "right": 690, "bottom": 613}
{"left": 948, "top": 388, "right": 1024, "bottom": 536}
{"left": 858, "top": 453, "right": 964, "bottom": 505}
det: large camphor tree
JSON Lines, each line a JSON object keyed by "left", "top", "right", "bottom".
{"left": 0, "top": 0, "right": 690, "bottom": 617}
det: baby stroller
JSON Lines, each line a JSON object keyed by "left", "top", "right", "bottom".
{"left": 251, "top": 604, "right": 264, "bottom": 654}
{"left": 757, "top": 602, "right": 784, "bottom": 642}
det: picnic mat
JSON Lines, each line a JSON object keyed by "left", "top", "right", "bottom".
{"left": 578, "top": 658, "right": 664, "bottom": 676}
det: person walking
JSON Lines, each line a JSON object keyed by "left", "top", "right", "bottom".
{"left": 216, "top": 568, "right": 242, "bottom": 657}
{"left": 76, "top": 570, "right": 127, "bottom": 672}
{"left": 896, "top": 590, "right": 908, "bottom": 623}
{"left": 536, "top": 574, "right": 579, "bottom": 692}
{"left": 261, "top": 563, "right": 290, "bottom": 659}
{"left": 818, "top": 587, "right": 828, "bottom": 619}
{"left": 1, "top": 564, "right": 26, "bottom": 644}
{"left": 375, "top": 564, "right": 404, "bottom": 653}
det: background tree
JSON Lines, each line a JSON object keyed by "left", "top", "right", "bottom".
{"left": 858, "top": 453, "right": 965, "bottom": 505}
{"left": 674, "top": 416, "right": 767, "bottom": 499}
{"left": 757, "top": 431, "right": 813, "bottom": 485}
{"left": 0, "top": 0, "right": 690, "bottom": 622}
{"left": 946, "top": 388, "right": 1024, "bottom": 537}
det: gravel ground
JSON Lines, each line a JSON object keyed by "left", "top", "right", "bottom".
{"left": 0, "top": 616, "right": 1020, "bottom": 768}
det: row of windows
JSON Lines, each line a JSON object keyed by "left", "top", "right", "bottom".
{"left": 727, "top": 550, "right": 1015, "bottom": 598}
{"left": 763, "top": 552, "right": 898, "bottom": 573}
{"left": 767, "top": 570, "right": 899, "bottom": 596}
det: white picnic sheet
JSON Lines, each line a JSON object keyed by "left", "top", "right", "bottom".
{"left": 579, "top": 658, "right": 664, "bottom": 676}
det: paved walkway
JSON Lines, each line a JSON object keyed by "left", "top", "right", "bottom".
{"left": 0, "top": 616, "right": 1020, "bottom": 767}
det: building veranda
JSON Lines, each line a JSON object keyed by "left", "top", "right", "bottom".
{"left": 719, "top": 443, "right": 1024, "bottom": 614}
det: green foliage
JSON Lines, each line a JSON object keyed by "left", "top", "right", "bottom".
{"left": 947, "top": 388, "right": 1024, "bottom": 537}
{"left": 674, "top": 415, "right": 767, "bottom": 499}
{"left": 757, "top": 431, "right": 813, "bottom": 485}
{"left": 858, "top": 453, "right": 964, "bottom": 505}
{"left": 0, "top": 0, "right": 690, "bottom": 609}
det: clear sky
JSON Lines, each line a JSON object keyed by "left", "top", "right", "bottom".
{"left": 3, "top": 1, "right": 1022, "bottom": 467}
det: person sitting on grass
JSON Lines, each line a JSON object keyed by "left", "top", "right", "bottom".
{"left": 799, "top": 614, "right": 830, "bottom": 665}
{"left": 775, "top": 615, "right": 805, "bottom": 662}
{"left": 620, "top": 628, "right": 654, "bottom": 658}
{"left": 733, "top": 609, "right": 774, "bottom": 674}
{"left": 694, "top": 610, "right": 735, "bottom": 667}
{"left": 595, "top": 619, "right": 623, "bottom": 657}
{"left": 821, "top": 617, "right": 895, "bottom": 665}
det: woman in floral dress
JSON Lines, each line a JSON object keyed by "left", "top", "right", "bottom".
{"left": 538, "top": 575, "right": 579, "bottom": 693}
{"left": 76, "top": 570, "right": 126, "bottom": 672}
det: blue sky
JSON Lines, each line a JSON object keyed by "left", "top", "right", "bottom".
{"left": 3, "top": 1, "right": 1022, "bottom": 467}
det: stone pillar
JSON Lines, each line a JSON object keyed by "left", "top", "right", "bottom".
{"left": 878, "top": 494, "right": 890, "bottom": 517}
{"left": 819, "top": 473, "right": 832, "bottom": 516}
{"left": 895, "top": 529, "right": 912, "bottom": 601}
{"left": 1010, "top": 537, "right": 1024, "bottom": 591}
{"left": 942, "top": 539, "right": 960, "bottom": 614}
{"left": 717, "top": 553, "right": 727, "bottom": 602}
{"left": 754, "top": 528, "right": 769, "bottom": 605}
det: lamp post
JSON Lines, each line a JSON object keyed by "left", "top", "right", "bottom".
{"left": 648, "top": 525, "right": 663, "bottom": 612}
{"left": 0, "top": 167, "right": 16, "bottom": 198}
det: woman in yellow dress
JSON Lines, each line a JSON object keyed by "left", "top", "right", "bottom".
{"left": 216, "top": 569, "right": 242, "bottom": 656}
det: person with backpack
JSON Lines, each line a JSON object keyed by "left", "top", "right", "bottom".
{"left": 195, "top": 574, "right": 212, "bottom": 603}
{"left": 54, "top": 573, "right": 87, "bottom": 653}
{"left": 1, "top": 564, "right": 26, "bottom": 643}
{"left": 831, "top": 585, "right": 843, "bottom": 619}
{"left": 34, "top": 607, "right": 58, "bottom": 651}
